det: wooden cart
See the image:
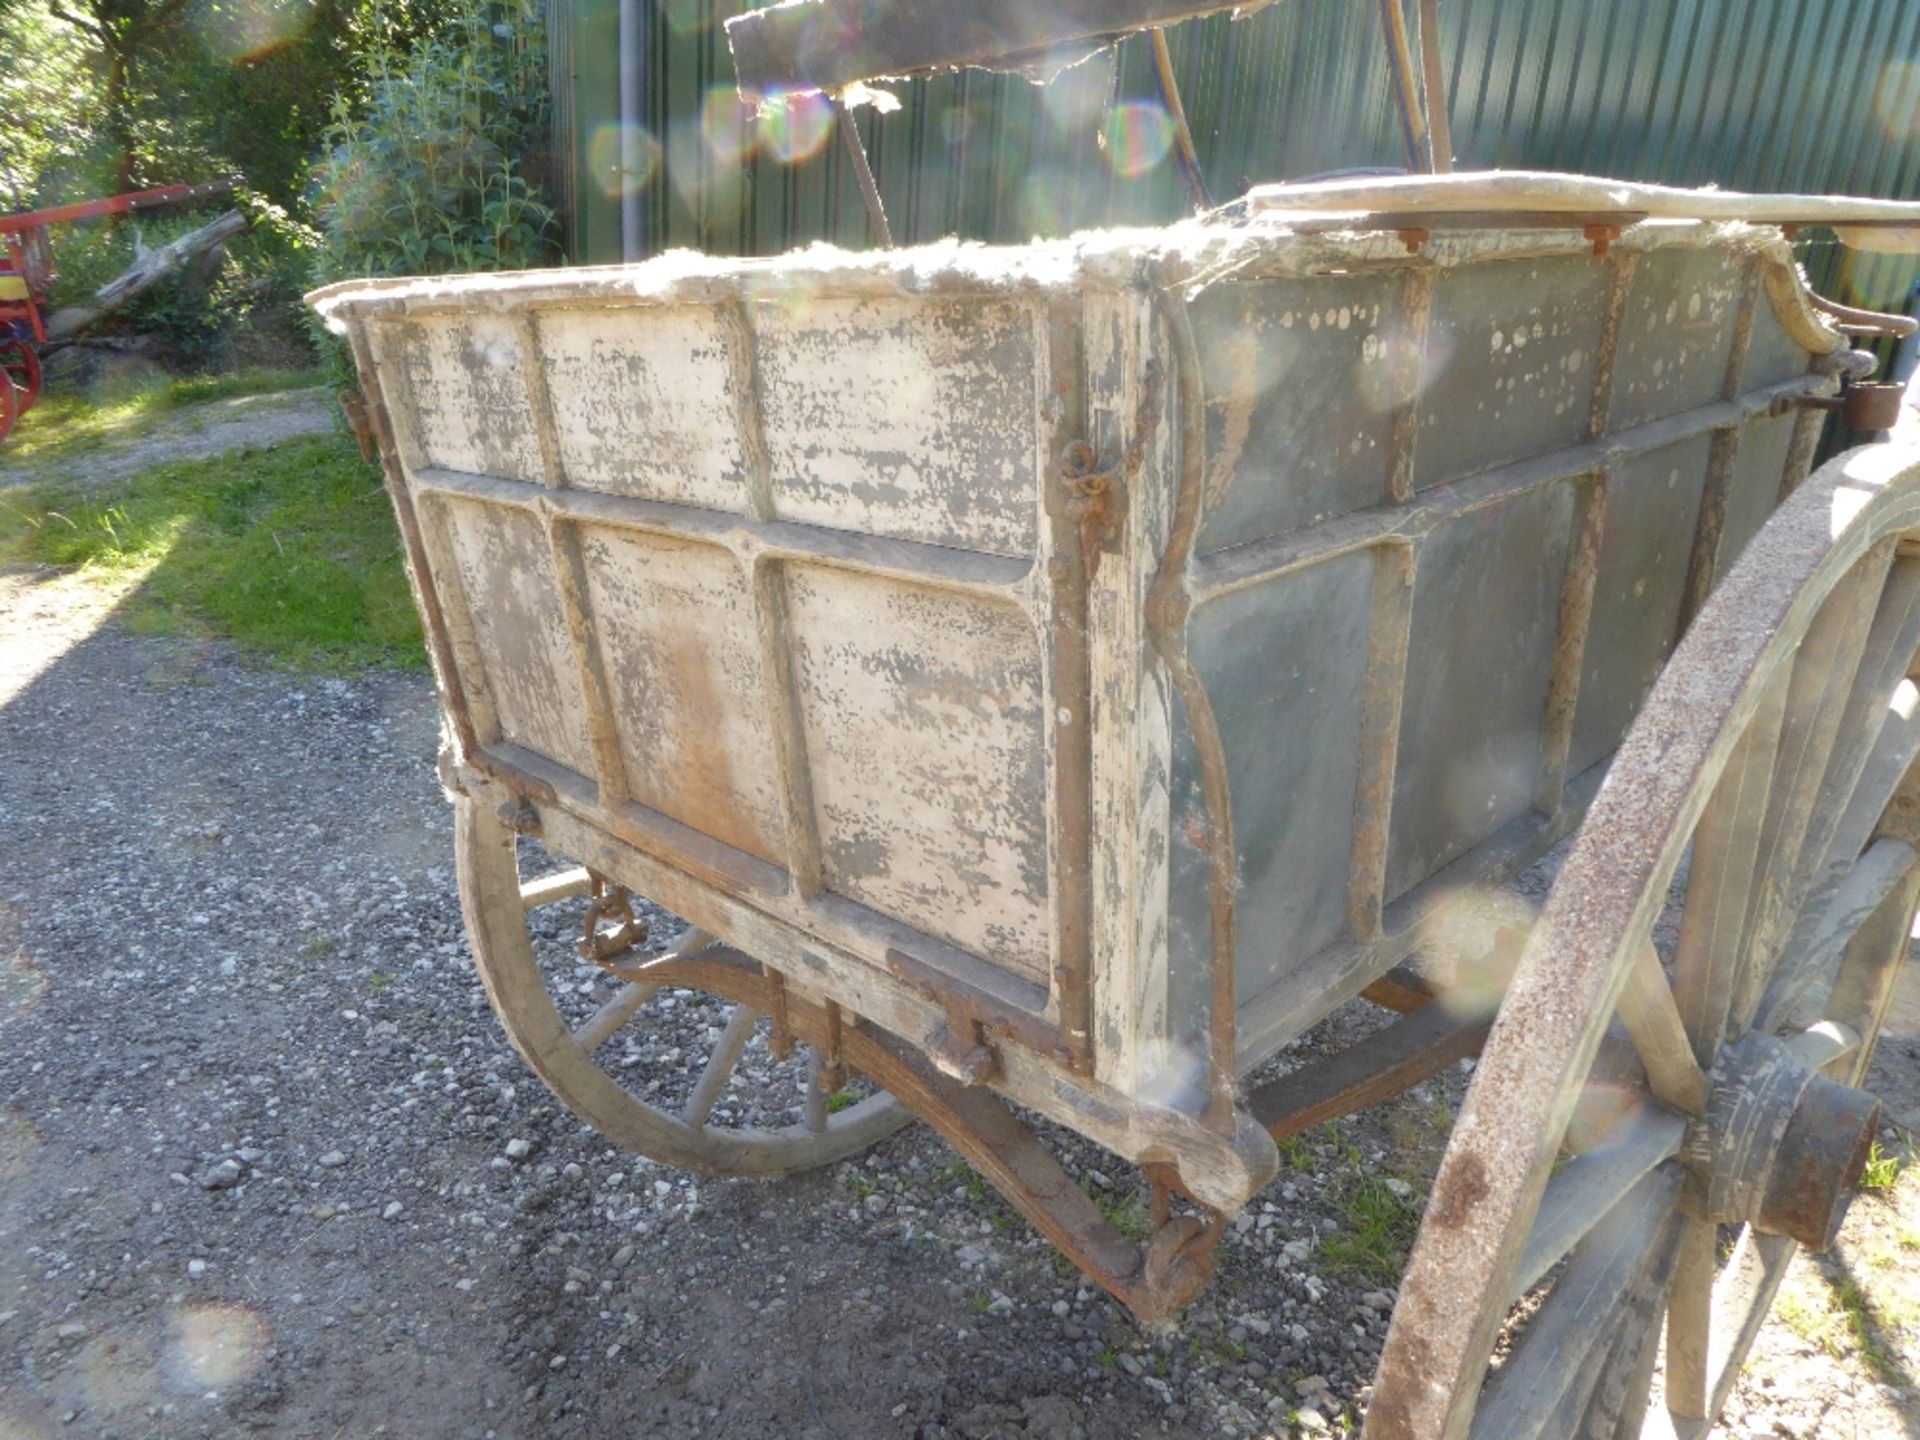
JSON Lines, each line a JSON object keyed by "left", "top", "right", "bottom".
{"left": 310, "top": 7, "right": 1920, "bottom": 1436}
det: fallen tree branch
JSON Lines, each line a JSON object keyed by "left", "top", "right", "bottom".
{"left": 43, "top": 209, "right": 249, "bottom": 342}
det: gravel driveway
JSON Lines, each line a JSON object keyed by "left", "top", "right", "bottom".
{"left": 3, "top": 558, "right": 1917, "bottom": 1440}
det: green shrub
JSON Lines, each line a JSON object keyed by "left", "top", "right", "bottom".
{"left": 311, "top": 0, "right": 557, "bottom": 285}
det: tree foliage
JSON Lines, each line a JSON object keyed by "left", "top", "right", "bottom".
{"left": 312, "top": 0, "right": 556, "bottom": 281}
{"left": 0, "top": 0, "right": 555, "bottom": 370}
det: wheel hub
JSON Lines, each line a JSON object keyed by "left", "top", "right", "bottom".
{"left": 1690, "top": 1030, "right": 1881, "bottom": 1251}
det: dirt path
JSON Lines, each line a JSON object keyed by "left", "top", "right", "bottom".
{"left": 1, "top": 560, "right": 1916, "bottom": 1439}
{"left": 0, "top": 386, "right": 336, "bottom": 491}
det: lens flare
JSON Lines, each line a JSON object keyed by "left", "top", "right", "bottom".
{"left": 1041, "top": 54, "right": 1111, "bottom": 131}
{"left": 167, "top": 1304, "right": 268, "bottom": 1391}
{"left": 1015, "top": 171, "right": 1068, "bottom": 239}
{"left": 1874, "top": 60, "right": 1920, "bottom": 140}
{"left": 701, "top": 87, "right": 759, "bottom": 167}
{"left": 758, "top": 92, "right": 835, "bottom": 165}
{"left": 1102, "top": 100, "right": 1175, "bottom": 178}
{"left": 193, "top": 0, "right": 315, "bottom": 62}
{"left": 587, "top": 122, "right": 663, "bottom": 200}
{"left": 940, "top": 103, "right": 978, "bottom": 148}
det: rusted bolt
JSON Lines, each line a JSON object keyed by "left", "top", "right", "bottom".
{"left": 1396, "top": 227, "right": 1430, "bottom": 254}
{"left": 497, "top": 797, "right": 541, "bottom": 836}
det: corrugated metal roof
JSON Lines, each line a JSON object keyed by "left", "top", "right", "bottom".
{"left": 557, "top": 0, "right": 1920, "bottom": 310}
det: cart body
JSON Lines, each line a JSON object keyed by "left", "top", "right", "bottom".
{"left": 312, "top": 197, "right": 1858, "bottom": 1202}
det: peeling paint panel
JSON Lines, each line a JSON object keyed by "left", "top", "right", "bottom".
{"left": 1386, "top": 483, "right": 1575, "bottom": 898}
{"left": 1721, "top": 414, "right": 1798, "bottom": 573}
{"left": 390, "top": 314, "right": 545, "bottom": 482}
{"left": 1414, "top": 256, "right": 1607, "bottom": 490}
{"left": 1568, "top": 436, "right": 1715, "bottom": 777}
{"left": 434, "top": 497, "right": 595, "bottom": 778}
{"left": 1188, "top": 275, "right": 1398, "bottom": 552}
{"left": 1166, "top": 550, "right": 1376, "bottom": 1029}
{"left": 1612, "top": 249, "right": 1745, "bottom": 430}
{"left": 784, "top": 564, "right": 1050, "bottom": 981}
{"left": 576, "top": 527, "right": 785, "bottom": 863}
{"left": 539, "top": 308, "right": 749, "bottom": 509}
{"left": 753, "top": 295, "right": 1042, "bottom": 557}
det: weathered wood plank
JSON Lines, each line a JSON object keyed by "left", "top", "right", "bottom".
{"left": 1246, "top": 1002, "right": 1489, "bottom": 1142}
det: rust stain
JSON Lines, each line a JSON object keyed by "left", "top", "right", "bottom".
{"left": 1424, "top": 1152, "right": 1488, "bottom": 1231}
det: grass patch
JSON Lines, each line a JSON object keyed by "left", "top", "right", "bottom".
{"left": 1319, "top": 1171, "right": 1422, "bottom": 1283}
{"left": 1860, "top": 1140, "right": 1903, "bottom": 1193}
{"left": 1, "top": 432, "right": 423, "bottom": 671}
{"left": 1087, "top": 1184, "right": 1153, "bottom": 1244}
{"left": 5, "top": 367, "right": 324, "bottom": 467}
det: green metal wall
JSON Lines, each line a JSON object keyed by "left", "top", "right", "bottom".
{"left": 550, "top": 0, "right": 1920, "bottom": 309}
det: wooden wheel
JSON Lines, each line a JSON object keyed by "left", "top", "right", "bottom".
{"left": 1366, "top": 441, "right": 1920, "bottom": 1440}
{"left": 455, "top": 794, "right": 911, "bottom": 1175}
{"left": 0, "top": 338, "right": 40, "bottom": 415}
{"left": 0, "top": 368, "right": 16, "bottom": 445}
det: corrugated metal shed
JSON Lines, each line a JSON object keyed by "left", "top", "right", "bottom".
{"left": 552, "top": 0, "right": 1920, "bottom": 310}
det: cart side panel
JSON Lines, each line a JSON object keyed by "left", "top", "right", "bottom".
{"left": 1566, "top": 434, "right": 1716, "bottom": 779}
{"left": 538, "top": 307, "right": 750, "bottom": 510}
{"left": 1188, "top": 272, "right": 1399, "bottom": 553}
{"left": 1611, "top": 248, "right": 1747, "bottom": 430}
{"left": 433, "top": 494, "right": 596, "bottom": 778}
{"left": 784, "top": 563, "right": 1052, "bottom": 984}
{"left": 390, "top": 312, "right": 545, "bottom": 483}
{"left": 576, "top": 525, "right": 787, "bottom": 865}
{"left": 1385, "top": 483, "right": 1577, "bottom": 899}
{"left": 1164, "top": 549, "right": 1378, "bottom": 1020}
{"left": 1720, "top": 413, "right": 1800, "bottom": 570}
{"left": 1413, "top": 254, "right": 1608, "bottom": 490}
{"left": 752, "top": 294, "right": 1045, "bottom": 558}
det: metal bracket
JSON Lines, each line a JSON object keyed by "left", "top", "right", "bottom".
{"left": 927, "top": 1013, "right": 1001, "bottom": 1087}
{"left": 1059, "top": 438, "right": 1127, "bottom": 580}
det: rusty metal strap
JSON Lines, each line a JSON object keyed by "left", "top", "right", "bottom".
{"left": 1147, "top": 277, "right": 1241, "bottom": 1131}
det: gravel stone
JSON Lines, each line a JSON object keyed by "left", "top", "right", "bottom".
{"left": 198, "top": 1158, "right": 244, "bottom": 1191}
{"left": 0, "top": 528, "right": 1914, "bottom": 1440}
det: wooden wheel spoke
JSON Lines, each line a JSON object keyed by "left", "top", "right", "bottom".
{"left": 1820, "top": 851, "right": 1920, "bottom": 1086}
{"left": 520, "top": 866, "right": 594, "bottom": 909}
{"left": 1791, "top": 674, "right": 1920, "bottom": 945}
{"left": 1756, "top": 837, "right": 1920, "bottom": 1035}
{"left": 570, "top": 926, "right": 714, "bottom": 1054}
{"left": 1513, "top": 1108, "right": 1688, "bottom": 1302}
{"left": 803, "top": 1051, "right": 830, "bottom": 1134}
{"left": 1682, "top": 1227, "right": 1797, "bottom": 1429}
{"left": 682, "top": 1003, "right": 760, "bottom": 1129}
{"left": 1469, "top": 1168, "right": 1684, "bottom": 1440}
{"left": 1672, "top": 677, "right": 1790, "bottom": 1068}
{"left": 1661, "top": 1209, "right": 1717, "bottom": 1423}
{"left": 1783, "top": 556, "right": 1920, "bottom": 901}
{"left": 573, "top": 980, "right": 660, "bottom": 1054}
{"left": 1616, "top": 944, "right": 1709, "bottom": 1114}
{"left": 1730, "top": 544, "right": 1894, "bottom": 1024}
{"left": 1574, "top": 1263, "right": 1670, "bottom": 1438}
{"left": 1743, "top": 545, "right": 1904, "bottom": 1029}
